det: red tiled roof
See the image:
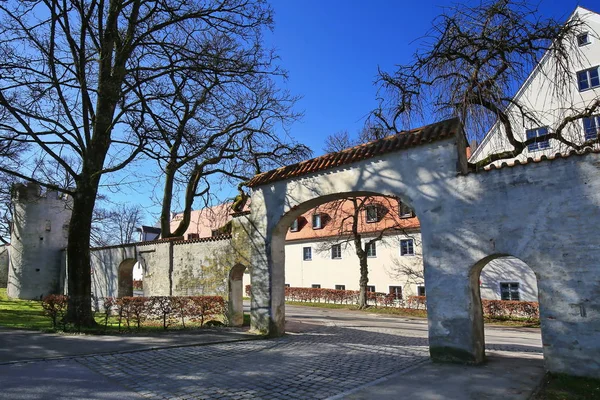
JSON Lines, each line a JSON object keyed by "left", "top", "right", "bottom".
{"left": 466, "top": 148, "right": 600, "bottom": 174}
{"left": 246, "top": 118, "right": 462, "bottom": 188}
{"left": 173, "top": 235, "right": 232, "bottom": 245}
{"left": 286, "top": 197, "right": 420, "bottom": 242}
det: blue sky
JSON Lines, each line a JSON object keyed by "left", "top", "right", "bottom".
{"left": 116, "top": 0, "right": 595, "bottom": 224}
{"left": 264, "top": 0, "right": 592, "bottom": 155}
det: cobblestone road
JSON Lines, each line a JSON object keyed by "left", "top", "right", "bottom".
{"left": 77, "top": 324, "right": 431, "bottom": 400}
{"left": 71, "top": 307, "right": 541, "bottom": 400}
{"left": 0, "top": 306, "right": 543, "bottom": 400}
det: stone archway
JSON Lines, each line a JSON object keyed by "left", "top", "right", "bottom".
{"left": 228, "top": 263, "right": 247, "bottom": 327}
{"left": 117, "top": 258, "right": 137, "bottom": 298}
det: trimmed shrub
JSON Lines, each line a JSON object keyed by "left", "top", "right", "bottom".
{"left": 188, "top": 296, "right": 226, "bottom": 326}
{"left": 41, "top": 294, "right": 68, "bottom": 330}
{"left": 407, "top": 296, "right": 427, "bottom": 310}
{"left": 482, "top": 299, "right": 538, "bottom": 320}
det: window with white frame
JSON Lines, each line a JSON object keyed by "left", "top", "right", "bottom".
{"left": 577, "top": 67, "right": 600, "bottom": 92}
{"left": 366, "top": 285, "right": 376, "bottom": 293}
{"left": 526, "top": 127, "right": 550, "bottom": 152}
{"left": 303, "top": 246, "right": 312, "bottom": 261}
{"left": 583, "top": 116, "right": 600, "bottom": 141}
{"left": 366, "top": 241, "right": 377, "bottom": 257}
{"left": 365, "top": 205, "right": 379, "bottom": 223}
{"left": 312, "top": 213, "right": 322, "bottom": 229}
{"left": 398, "top": 201, "right": 414, "bottom": 218}
{"left": 577, "top": 32, "right": 591, "bottom": 47}
{"left": 285, "top": 283, "right": 290, "bottom": 288}
{"left": 417, "top": 285, "right": 426, "bottom": 296}
{"left": 400, "top": 239, "right": 414, "bottom": 256}
{"left": 500, "top": 282, "right": 520, "bottom": 301}
{"left": 389, "top": 286, "right": 402, "bottom": 300}
{"left": 335, "top": 284, "right": 345, "bottom": 291}
{"left": 311, "top": 284, "right": 321, "bottom": 289}
{"left": 290, "top": 218, "right": 299, "bottom": 232}
{"left": 331, "top": 244, "right": 342, "bottom": 259}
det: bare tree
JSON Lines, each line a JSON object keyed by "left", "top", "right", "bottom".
{"left": 0, "top": 0, "right": 285, "bottom": 326}
{"left": 373, "top": 0, "right": 599, "bottom": 167}
{"left": 323, "top": 123, "right": 388, "bottom": 153}
{"left": 91, "top": 203, "right": 145, "bottom": 247}
{"left": 0, "top": 174, "right": 16, "bottom": 245}
{"left": 135, "top": 39, "right": 311, "bottom": 238}
{"left": 313, "top": 196, "right": 415, "bottom": 308}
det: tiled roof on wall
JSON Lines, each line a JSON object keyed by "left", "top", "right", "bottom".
{"left": 246, "top": 118, "right": 461, "bottom": 188}
{"left": 467, "top": 147, "right": 600, "bottom": 174}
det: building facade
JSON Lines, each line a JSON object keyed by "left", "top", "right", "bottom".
{"left": 470, "top": 7, "right": 600, "bottom": 166}
{"left": 178, "top": 196, "right": 538, "bottom": 302}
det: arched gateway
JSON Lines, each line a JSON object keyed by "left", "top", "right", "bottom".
{"left": 245, "top": 118, "right": 600, "bottom": 378}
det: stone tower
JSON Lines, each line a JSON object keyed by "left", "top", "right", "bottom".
{"left": 7, "top": 183, "right": 71, "bottom": 300}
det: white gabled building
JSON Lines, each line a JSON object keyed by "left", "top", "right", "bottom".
{"left": 470, "top": 6, "right": 600, "bottom": 166}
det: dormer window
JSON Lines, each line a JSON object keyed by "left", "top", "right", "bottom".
{"left": 312, "top": 213, "right": 322, "bottom": 229}
{"left": 290, "top": 218, "right": 299, "bottom": 232}
{"left": 365, "top": 205, "right": 379, "bottom": 223}
{"left": 398, "top": 201, "right": 414, "bottom": 218}
{"left": 577, "top": 32, "right": 591, "bottom": 47}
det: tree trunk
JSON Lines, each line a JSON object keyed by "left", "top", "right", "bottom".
{"left": 357, "top": 253, "right": 369, "bottom": 309}
{"left": 65, "top": 180, "right": 99, "bottom": 327}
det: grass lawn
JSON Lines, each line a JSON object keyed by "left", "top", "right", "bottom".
{"left": 0, "top": 288, "right": 225, "bottom": 334}
{"left": 534, "top": 373, "right": 600, "bottom": 400}
{"left": 0, "top": 288, "right": 50, "bottom": 330}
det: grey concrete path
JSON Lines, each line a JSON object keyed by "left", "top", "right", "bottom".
{"left": 0, "top": 327, "right": 256, "bottom": 364}
{"left": 341, "top": 351, "right": 544, "bottom": 400}
{"left": 0, "top": 305, "right": 544, "bottom": 399}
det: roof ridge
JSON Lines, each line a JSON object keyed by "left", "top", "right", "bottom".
{"left": 247, "top": 118, "right": 461, "bottom": 188}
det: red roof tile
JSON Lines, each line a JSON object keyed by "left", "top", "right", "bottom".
{"left": 246, "top": 118, "right": 462, "bottom": 188}
{"left": 466, "top": 148, "right": 600, "bottom": 174}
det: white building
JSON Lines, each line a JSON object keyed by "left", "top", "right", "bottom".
{"left": 175, "top": 196, "right": 538, "bottom": 302}
{"left": 170, "top": 7, "right": 600, "bottom": 304}
{"left": 470, "top": 6, "right": 600, "bottom": 166}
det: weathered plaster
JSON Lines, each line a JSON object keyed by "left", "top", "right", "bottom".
{"left": 248, "top": 136, "right": 600, "bottom": 378}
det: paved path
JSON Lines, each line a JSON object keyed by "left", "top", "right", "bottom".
{"left": 0, "top": 328, "right": 255, "bottom": 364}
{"left": 0, "top": 305, "right": 544, "bottom": 399}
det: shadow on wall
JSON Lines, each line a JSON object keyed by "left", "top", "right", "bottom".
{"left": 249, "top": 135, "right": 600, "bottom": 377}
{"left": 479, "top": 256, "right": 538, "bottom": 302}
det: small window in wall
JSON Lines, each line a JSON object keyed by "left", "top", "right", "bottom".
{"left": 303, "top": 247, "right": 312, "bottom": 261}
{"left": 335, "top": 284, "right": 346, "bottom": 291}
{"left": 312, "top": 214, "right": 322, "bottom": 229}
{"left": 187, "top": 233, "right": 199, "bottom": 240}
{"left": 312, "top": 284, "right": 321, "bottom": 289}
{"left": 417, "top": 285, "right": 426, "bottom": 297}
{"left": 400, "top": 239, "right": 414, "bottom": 256}
{"left": 331, "top": 244, "right": 342, "bottom": 259}
{"left": 285, "top": 284, "right": 290, "bottom": 288}
{"left": 366, "top": 285, "right": 376, "bottom": 293}
{"left": 365, "top": 205, "right": 379, "bottom": 223}
{"left": 526, "top": 127, "right": 550, "bottom": 152}
{"left": 290, "top": 218, "right": 299, "bottom": 232}
{"left": 500, "top": 282, "right": 520, "bottom": 301}
{"left": 578, "top": 32, "right": 591, "bottom": 47}
{"left": 583, "top": 116, "right": 600, "bottom": 141}
{"left": 577, "top": 67, "right": 600, "bottom": 92}
{"left": 398, "top": 201, "right": 414, "bottom": 218}
{"left": 389, "top": 286, "right": 402, "bottom": 300}
{"left": 366, "top": 241, "right": 377, "bottom": 257}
